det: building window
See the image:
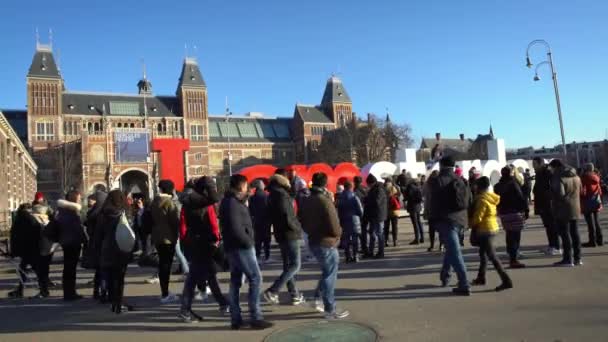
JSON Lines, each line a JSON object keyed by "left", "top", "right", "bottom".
{"left": 194, "top": 152, "right": 203, "bottom": 161}
{"left": 190, "top": 124, "right": 204, "bottom": 141}
{"left": 36, "top": 122, "right": 55, "bottom": 141}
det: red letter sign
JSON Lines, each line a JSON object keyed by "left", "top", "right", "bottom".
{"left": 151, "top": 139, "right": 190, "bottom": 192}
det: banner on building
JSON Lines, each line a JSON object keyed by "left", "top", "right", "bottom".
{"left": 115, "top": 129, "right": 150, "bottom": 163}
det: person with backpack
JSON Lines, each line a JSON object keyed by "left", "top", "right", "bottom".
{"left": 249, "top": 180, "right": 271, "bottom": 263}
{"left": 580, "top": 163, "right": 603, "bottom": 247}
{"left": 364, "top": 174, "right": 388, "bottom": 259}
{"left": 494, "top": 166, "right": 529, "bottom": 269}
{"left": 150, "top": 180, "right": 181, "bottom": 304}
{"left": 220, "top": 174, "right": 273, "bottom": 330}
{"left": 56, "top": 190, "right": 86, "bottom": 301}
{"left": 94, "top": 189, "right": 134, "bottom": 314}
{"left": 469, "top": 177, "right": 513, "bottom": 292}
{"left": 405, "top": 179, "right": 425, "bottom": 245}
{"left": 384, "top": 185, "right": 401, "bottom": 247}
{"left": 264, "top": 170, "right": 305, "bottom": 306}
{"left": 428, "top": 156, "right": 471, "bottom": 295}
{"left": 337, "top": 180, "right": 364, "bottom": 263}
{"left": 353, "top": 176, "right": 369, "bottom": 256}
{"left": 179, "top": 176, "right": 229, "bottom": 323}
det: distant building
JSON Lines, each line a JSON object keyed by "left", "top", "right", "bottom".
{"left": 0, "top": 110, "right": 37, "bottom": 233}
{"left": 507, "top": 140, "right": 608, "bottom": 171}
{"left": 3, "top": 41, "right": 355, "bottom": 200}
{"left": 417, "top": 127, "right": 496, "bottom": 162}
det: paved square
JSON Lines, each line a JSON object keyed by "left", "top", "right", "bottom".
{"left": 1, "top": 213, "right": 607, "bottom": 342}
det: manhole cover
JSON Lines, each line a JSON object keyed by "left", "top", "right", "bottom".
{"left": 264, "top": 321, "right": 378, "bottom": 342}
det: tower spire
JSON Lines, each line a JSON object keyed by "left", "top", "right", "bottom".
{"left": 489, "top": 124, "right": 494, "bottom": 138}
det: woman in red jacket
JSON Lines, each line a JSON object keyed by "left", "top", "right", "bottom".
{"left": 384, "top": 184, "right": 401, "bottom": 247}
{"left": 581, "top": 163, "right": 603, "bottom": 247}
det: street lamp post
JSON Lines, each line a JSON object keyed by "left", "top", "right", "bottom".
{"left": 525, "top": 39, "right": 568, "bottom": 159}
{"left": 225, "top": 96, "right": 233, "bottom": 176}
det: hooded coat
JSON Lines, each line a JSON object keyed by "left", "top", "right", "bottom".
{"left": 550, "top": 166, "right": 582, "bottom": 221}
{"left": 56, "top": 199, "right": 85, "bottom": 248}
{"left": 10, "top": 205, "right": 41, "bottom": 258}
{"left": 469, "top": 191, "right": 501, "bottom": 234}
{"left": 494, "top": 176, "right": 528, "bottom": 215}
{"left": 181, "top": 183, "right": 221, "bottom": 263}
{"left": 364, "top": 181, "right": 388, "bottom": 223}
{"left": 268, "top": 174, "right": 302, "bottom": 242}
{"left": 150, "top": 193, "right": 180, "bottom": 246}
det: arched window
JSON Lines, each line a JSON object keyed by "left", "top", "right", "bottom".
{"left": 117, "top": 123, "right": 122, "bottom": 128}
{"left": 87, "top": 122, "right": 93, "bottom": 133}
{"left": 157, "top": 123, "right": 163, "bottom": 133}
{"left": 130, "top": 123, "right": 135, "bottom": 128}
{"left": 94, "top": 122, "right": 100, "bottom": 132}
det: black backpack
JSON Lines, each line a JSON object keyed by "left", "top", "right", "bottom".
{"left": 444, "top": 178, "right": 469, "bottom": 211}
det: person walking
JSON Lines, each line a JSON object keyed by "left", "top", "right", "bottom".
{"left": 150, "top": 180, "right": 181, "bottom": 304}
{"left": 337, "top": 180, "right": 364, "bottom": 263}
{"left": 299, "top": 172, "right": 349, "bottom": 319}
{"left": 424, "top": 170, "right": 442, "bottom": 252}
{"left": 364, "top": 174, "right": 388, "bottom": 259}
{"left": 580, "top": 163, "right": 603, "bottom": 247}
{"left": 384, "top": 185, "right": 401, "bottom": 247}
{"left": 56, "top": 190, "right": 86, "bottom": 301}
{"left": 405, "top": 179, "right": 425, "bottom": 245}
{"left": 533, "top": 157, "right": 562, "bottom": 255}
{"left": 249, "top": 180, "right": 272, "bottom": 262}
{"left": 94, "top": 190, "right": 134, "bottom": 314}
{"left": 494, "top": 167, "right": 529, "bottom": 269}
{"left": 549, "top": 159, "right": 583, "bottom": 267}
{"left": 220, "top": 174, "right": 272, "bottom": 330}
{"left": 353, "top": 176, "right": 369, "bottom": 256}
{"left": 85, "top": 190, "right": 108, "bottom": 302}
{"left": 469, "top": 177, "right": 513, "bottom": 292}
{"left": 179, "top": 176, "right": 229, "bottom": 323}
{"left": 264, "top": 171, "right": 305, "bottom": 306}
{"left": 428, "top": 156, "right": 471, "bottom": 295}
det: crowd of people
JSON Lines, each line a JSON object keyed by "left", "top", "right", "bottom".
{"left": 5, "top": 156, "right": 605, "bottom": 329}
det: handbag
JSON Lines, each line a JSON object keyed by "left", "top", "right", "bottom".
{"left": 115, "top": 212, "right": 136, "bottom": 253}
{"left": 585, "top": 194, "right": 602, "bottom": 212}
{"left": 469, "top": 229, "right": 479, "bottom": 247}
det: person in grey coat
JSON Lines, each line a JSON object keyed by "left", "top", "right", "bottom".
{"left": 337, "top": 181, "right": 364, "bottom": 263}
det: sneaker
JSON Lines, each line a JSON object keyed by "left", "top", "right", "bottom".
{"left": 145, "top": 276, "right": 160, "bottom": 284}
{"left": 311, "top": 299, "right": 324, "bottom": 313}
{"left": 250, "top": 319, "right": 274, "bottom": 330}
{"left": 160, "top": 293, "right": 179, "bottom": 304}
{"left": 574, "top": 259, "right": 584, "bottom": 266}
{"left": 291, "top": 294, "right": 306, "bottom": 306}
{"left": 324, "top": 308, "right": 350, "bottom": 320}
{"left": 451, "top": 288, "right": 471, "bottom": 296}
{"left": 263, "top": 290, "right": 280, "bottom": 305}
{"left": 219, "top": 305, "right": 230, "bottom": 315}
{"left": 554, "top": 260, "right": 574, "bottom": 267}
{"left": 178, "top": 311, "right": 202, "bottom": 323}
{"left": 548, "top": 248, "right": 563, "bottom": 256}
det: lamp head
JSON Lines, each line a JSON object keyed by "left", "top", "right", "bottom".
{"left": 526, "top": 56, "right": 533, "bottom": 69}
{"left": 533, "top": 74, "right": 541, "bottom": 82}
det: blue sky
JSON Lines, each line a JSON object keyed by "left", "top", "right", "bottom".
{"left": 1, "top": 0, "right": 606, "bottom": 149}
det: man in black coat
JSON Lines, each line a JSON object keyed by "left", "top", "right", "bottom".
{"left": 264, "top": 172, "right": 305, "bottom": 306}
{"left": 364, "top": 174, "right": 388, "bottom": 259}
{"left": 220, "top": 174, "right": 272, "bottom": 330}
{"left": 533, "top": 157, "right": 561, "bottom": 255}
{"left": 353, "top": 176, "right": 369, "bottom": 255}
{"left": 249, "top": 180, "right": 271, "bottom": 262}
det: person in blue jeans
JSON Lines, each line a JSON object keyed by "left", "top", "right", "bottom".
{"left": 299, "top": 172, "right": 350, "bottom": 319}
{"left": 428, "top": 156, "right": 471, "bottom": 296}
{"left": 264, "top": 171, "right": 305, "bottom": 305}
{"left": 364, "top": 174, "right": 388, "bottom": 259}
{"left": 219, "top": 174, "right": 273, "bottom": 330}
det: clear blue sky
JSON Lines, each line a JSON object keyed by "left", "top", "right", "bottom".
{"left": 1, "top": 0, "right": 606, "bottom": 149}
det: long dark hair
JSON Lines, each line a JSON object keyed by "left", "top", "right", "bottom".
{"left": 103, "top": 189, "right": 127, "bottom": 212}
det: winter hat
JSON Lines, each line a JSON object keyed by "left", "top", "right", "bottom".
{"left": 34, "top": 192, "right": 44, "bottom": 202}
{"left": 366, "top": 174, "right": 377, "bottom": 185}
{"left": 440, "top": 156, "right": 456, "bottom": 168}
{"left": 455, "top": 167, "right": 463, "bottom": 177}
{"left": 158, "top": 180, "right": 175, "bottom": 194}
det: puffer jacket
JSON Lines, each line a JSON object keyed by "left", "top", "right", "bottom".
{"left": 56, "top": 199, "right": 85, "bottom": 248}
{"left": 550, "top": 166, "right": 582, "bottom": 221}
{"left": 268, "top": 174, "right": 302, "bottom": 242}
{"left": 181, "top": 188, "right": 221, "bottom": 262}
{"left": 469, "top": 191, "right": 501, "bottom": 234}
{"left": 150, "top": 193, "right": 180, "bottom": 246}
{"left": 337, "top": 190, "right": 364, "bottom": 234}
{"left": 219, "top": 190, "right": 255, "bottom": 252}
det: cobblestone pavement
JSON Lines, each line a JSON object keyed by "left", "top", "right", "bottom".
{"left": 1, "top": 212, "right": 607, "bottom": 342}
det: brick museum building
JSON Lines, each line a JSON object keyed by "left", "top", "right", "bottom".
{"left": 3, "top": 42, "right": 355, "bottom": 201}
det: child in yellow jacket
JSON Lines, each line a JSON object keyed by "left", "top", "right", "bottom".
{"left": 469, "top": 177, "right": 513, "bottom": 292}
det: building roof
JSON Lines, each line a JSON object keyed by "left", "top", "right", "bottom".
{"left": 420, "top": 138, "right": 473, "bottom": 152}
{"left": 1, "top": 109, "right": 28, "bottom": 146}
{"left": 208, "top": 116, "right": 292, "bottom": 143}
{"left": 177, "top": 58, "right": 206, "bottom": 89}
{"left": 27, "top": 46, "right": 61, "bottom": 79}
{"left": 62, "top": 92, "right": 181, "bottom": 117}
{"left": 295, "top": 104, "right": 333, "bottom": 123}
{"left": 320, "top": 75, "right": 351, "bottom": 105}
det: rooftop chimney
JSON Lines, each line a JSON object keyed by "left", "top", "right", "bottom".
{"left": 435, "top": 133, "right": 441, "bottom": 141}
{"left": 459, "top": 133, "right": 465, "bottom": 141}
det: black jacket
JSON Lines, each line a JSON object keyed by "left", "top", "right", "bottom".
{"left": 533, "top": 165, "right": 552, "bottom": 215}
{"left": 182, "top": 189, "right": 220, "bottom": 263}
{"left": 494, "top": 176, "right": 528, "bottom": 215}
{"left": 249, "top": 188, "right": 270, "bottom": 230}
{"left": 85, "top": 191, "right": 108, "bottom": 240}
{"left": 428, "top": 168, "right": 470, "bottom": 227}
{"left": 405, "top": 181, "right": 423, "bottom": 212}
{"left": 94, "top": 206, "right": 132, "bottom": 269}
{"left": 56, "top": 200, "right": 85, "bottom": 248}
{"left": 364, "top": 182, "right": 388, "bottom": 223}
{"left": 220, "top": 190, "right": 255, "bottom": 252}
{"left": 268, "top": 174, "right": 302, "bottom": 242}
{"left": 10, "top": 206, "right": 41, "bottom": 258}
